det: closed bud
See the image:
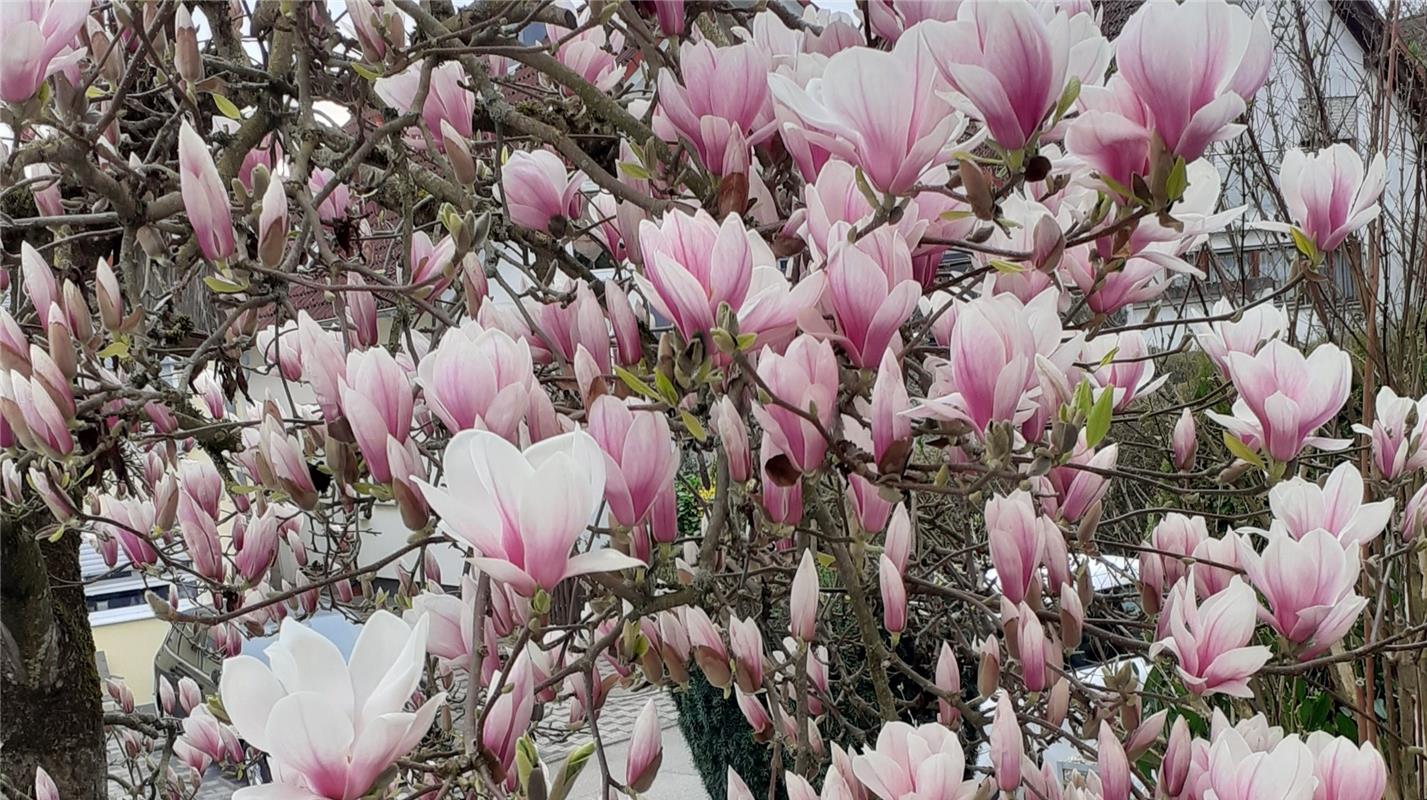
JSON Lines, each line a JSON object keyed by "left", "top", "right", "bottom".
{"left": 1160, "top": 716, "right": 1192, "bottom": 797}
{"left": 977, "top": 636, "right": 1001, "bottom": 698}
{"left": 441, "top": 121, "right": 477, "bottom": 185}
{"left": 959, "top": 159, "right": 996, "bottom": 221}
{"left": 1172, "top": 408, "right": 1197, "bottom": 472}
{"left": 46, "top": 306, "right": 76, "bottom": 380}
{"left": 1046, "top": 677, "right": 1070, "bottom": 728}
{"left": 1059, "top": 582, "right": 1083, "bottom": 651}
{"left": 175, "top": 5, "right": 203, "bottom": 84}
{"left": 62, "top": 280, "right": 93, "bottom": 345}
{"left": 460, "top": 253, "right": 489, "bottom": 312}
{"left": 96, "top": 258, "right": 124, "bottom": 332}
{"left": 257, "top": 176, "right": 288, "bottom": 268}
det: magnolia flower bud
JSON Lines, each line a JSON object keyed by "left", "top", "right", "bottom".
{"left": 258, "top": 176, "right": 288, "bottom": 268}
{"left": 175, "top": 5, "right": 203, "bottom": 83}
{"left": 977, "top": 636, "right": 1001, "bottom": 698}
{"left": 790, "top": 548, "right": 818, "bottom": 642}
{"left": 1046, "top": 677, "right": 1070, "bottom": 728}
{"left": 625, "top": 699, "right": 663, "bottom": 792}
{"left": 1059, "top": 582, "right": 1083, "bottom": 651}
{"left": 95, "top": 258, "right": 125, "bottom": 332}
{"left": 935, "top": 641, "right": 960, "bottom": 726}
{"left": 1172, "top": 408, "right": 1197, "bottom": 472}
{"left": 440, "top": 120, "right": 477, "bottom": 185}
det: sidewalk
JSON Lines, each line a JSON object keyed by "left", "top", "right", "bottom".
{"left": 537, "top": 686, "right": 709, "bottom": 799}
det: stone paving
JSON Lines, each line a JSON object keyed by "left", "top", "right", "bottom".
{"left": 108, "top": 686, "right": 708, "bottom": 800}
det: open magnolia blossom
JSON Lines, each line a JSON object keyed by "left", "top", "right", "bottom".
{"left": 3, "top": 1, "right": 1423, "bottom": 800}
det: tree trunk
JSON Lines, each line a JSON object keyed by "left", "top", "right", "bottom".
{"left": 1, "top": 512, "right": 106, "bottom": 800}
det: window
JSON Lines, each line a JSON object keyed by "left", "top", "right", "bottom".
{"left": 1298, "top": 95, "right": 1358, "bottom": 146}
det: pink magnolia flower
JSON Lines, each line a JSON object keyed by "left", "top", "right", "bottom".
{"left": 1238, "top": 528, "right": 1367, "bottom": 660}
{"left": 879, "top": 554, "right": 906, "bottom": 636}
{"left": 309, "top": 167, "right": 352, "bottom": 223}
{"left": 849, "top": 721, "right": 976, "bottom": 800}
{"left": 408, "top": 231, "right": 456, "bottom": 294}
{"left": 345, "top": 0, "right": 403, "bottom": 62}
{"left": 1354, "top": 386, "right": 1427, "bottom": 481}
{"left": 820, "top": 227, "right": 921, "bottom": 369}
{"left": 548, "top": 20, "right": 624, "bottom": 92}
{"left": 729, "top": 615, "right": 765, "bottom": 693}
{"left": 1204, "top": 729, "right": 1315, "bottom": 800}
{"left": 219, "top": 613, "right": 443, "bottom": 800}
{"left": 33, "top": 767, "right": 58, "bottom": 800}
{"left": 0, "top": 0, "right": 91, "bottom": 103}
{"left": 867, "top": 0, "right": 960, "bottom": 44}
{"left": 1142, "top": 513, "right": 1209, "bottom": 594}
{"left": 798, "top": 160, "right": 930, "bottom": 263}
{"left": 25, "top": 164, "right": 62, "bottom": 217}
{"left": 934, "top": 641, "right": 960, "bottom": 726}
{"left": 338, "top": 348, "right": 414, "bottom": 484}
{"left": 417, "top": 321, "right": 534, "bottom": 442}
{"left": 753, "top": 335, "right": 839, "bottom": 474}
{"left": 636, "top": 208, "right": 753, "bottom": 343}
{"left": 177, "top": 489, "right": 223, "bottom": 582}
{"left": 760, "top": 435, "right": 805, "bottom": 526}
{"left": 501, "top": 149, "right": 584, "bottom": 234}
{"left": 1150, "top": 577, "right": 1270, "bottom": 699}
{"left": 588, "top": 395, "right": 679, "bottom": 529}
{"left": 985, "top": 490, "right": 1048, "bottom": 605}
{"left": 626, "top": 699, "right": 663, "bottom": 792}
{"left": 655, "top": 40, "right": 773, "bottom": 176}
{"left": 418, "top": 430, "right": 643, "bottom": 594}
{"left": 914, "top": 287, "right": 1063, "bottom": 434}
{"left": 790, "top": 548, "right": 818, "bottom": 642}
{"left": 1113, "top": 0, "right": 1272, "bottom": 161}
{"left": 98, "top": 494, "right": 158, "bottom": 567}
{"left": 1404, "top": 483, "right": 1427, "bottom": 543}
{"left": 846, "top": 472, "right": 893, "bottom": 535}
{"left": 990, "top": 692, "right": 1023, "bottom": 793}
{"left": 1258, "top": 144, "right": 1387, "bottom": 255}
{"left": 524, "top": 279, "right": 611, "bottom": 373}
{"left": 257, "top": 176, "right": 288, "bottom": 268}
{"left": 1173, "top": 408, "right": 1198, "bottom": 472}
{"left": 1267, "top": 462, "right": 1393, "bottom": 548}
{"left": 1043, "top": 439, "right": 1118, "bottom": 524}
{"left": 871, "top": 350, "right": 911, "bottom": 469}
{"left": 235, "top": 507, "right": 279, "bottom": 584}
{"left": 258, "top": 416, "right": 318, "bottom": 509}
{"left": 604, "top": 279, "right": 643, "bottom": 366}
{"left": 922, "top": 2, "right": 1071, "bottom": 151}
{"left": 257, "top": 321, "right": 302, "bottom": 382}
{"left": 1191, "top": 532, "right": 1243, "bottom": 599}
{"left": 178, "top": 121, "right": 236, "bottom": 262}
{"left": 1212, "top": 339, "right": 1352, "bottom": 464}
{"left": 1016, "top": 603, "right": 1048, "bottom": 692}
{"left": 0, "top": 369, "right": 74, "bottom": 458}
{"left": 1191, "top": 298, "right": 1287, "bottom": 379}
{"left": 19, "top": 242, "right": 57, "bottom": 328}
{"left": 297, "top": 312, "right": 348, "bottom": 421}
{"left": 769, "top": 32, "right": 966, "bottom": 195}
{"left": 727, "top": 768, "right": 756, "bottom": 800}
{"left": 373, "top": 61, "right": 474, "bottom": 149}
{"left": 1098, "top": 722, "right": 1130, "bottom": 800}
{"left": 1305, "top": 731, "right": 1388, "bottom": 800}
{"left": 1084, "top": 330, "right": 1166, "bottom": 411}
{"left": 714, "top": 396, "right": 753, "bottom": 483}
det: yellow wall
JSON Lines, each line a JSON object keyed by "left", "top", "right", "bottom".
{"left": 91, "top": 616, "right": 171, "bottom": 703}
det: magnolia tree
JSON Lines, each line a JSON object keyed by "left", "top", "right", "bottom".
{"left": 3, "top": 1, "right": 1426, "bottom": 800}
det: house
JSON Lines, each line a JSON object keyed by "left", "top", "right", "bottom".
{"left": 1095, "top": 0, "right": 1427, "bottom": 344}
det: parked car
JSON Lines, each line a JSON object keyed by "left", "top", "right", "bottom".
{"left": 154, "top": 610, "right": 364, "bottom": 784}
{"left": 154, "top": 609, "right": 362, "bottom": 701}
